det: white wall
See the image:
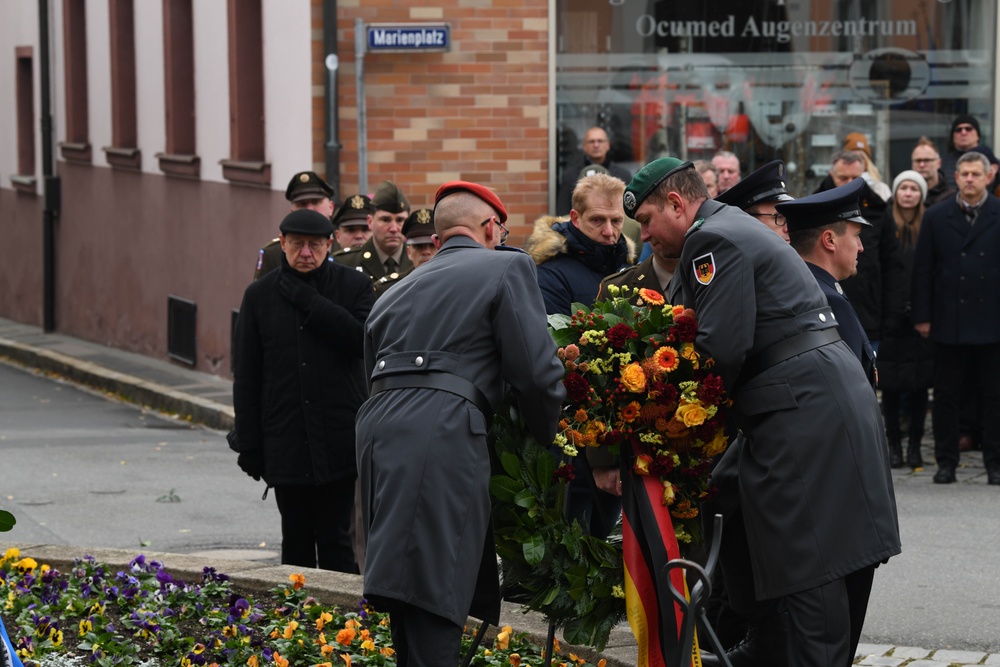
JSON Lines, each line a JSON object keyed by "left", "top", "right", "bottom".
{"left": 262, "top": 2, "right": 316, "bottom": 187}
{"left": 193, "top": 0, "right": 229, "bottom": 183}
{"left": 86, "top": 0, "right": 112, "bottom": 161}
{"left": 133, "top": 0, "right": 165, "bottom": 173}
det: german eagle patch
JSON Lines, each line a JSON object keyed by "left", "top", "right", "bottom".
{"left": 693, "top": 252, "right": 716, "bottom": 285}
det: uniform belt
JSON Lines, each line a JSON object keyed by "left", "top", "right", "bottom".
{"left": 370, "top": 371, "right": 494, "bottom": 428}
{"left": 736, "top": 328, "right": 842, "bottom": 389}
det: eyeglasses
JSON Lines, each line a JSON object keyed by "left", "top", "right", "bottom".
{"left": 286, "top": 239, "right": 328, "bottom": 252}
{"left": 954, "top": 125, "right": 977, "bottom": 133}
{"left": 912, "top": 157, "right": 939, "bottom": 164}
{"left": 751, "top": 212, "right": 786, "bottom": 227}
{"left": 480, "top": 216, "right": 509, "bottom": 245}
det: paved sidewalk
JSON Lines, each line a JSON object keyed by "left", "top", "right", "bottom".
{"left": 2, "top": 315, "right": 998, "bottom": 665}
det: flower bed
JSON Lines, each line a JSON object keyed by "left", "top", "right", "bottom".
{"left": 0, "top": 548, "right": 609, "bottom": 667}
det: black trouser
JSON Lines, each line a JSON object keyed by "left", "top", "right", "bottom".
{"left": 881, "top": 388, "right": 928, "bottom": 444}
{"left": 932, "top": 342, "right": 1000, "bottom": 470}
{"left": 384, "top": 600, "right": 463, "bottom": 667}
{"left": 783, "top": 566, "right": 875, "bottom": 667}
{"left": 273, "top": 481, "right": 358, "bottom": 573}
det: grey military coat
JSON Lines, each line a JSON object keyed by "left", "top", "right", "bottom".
{"left": 678, "top": 200, "right": 900, "bottom": 600}
{"left": 356, "top": 235, "right": 565, "bottom": 627}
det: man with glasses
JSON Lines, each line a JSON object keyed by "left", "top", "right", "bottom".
{"left": 232, "top": 209, "right": 375, "bottom": 574}
{"left": 942, "top": 115, "right": 999, "bottom": 190}
{"left": 254, "top": 171, "right": 338, "bottom": 280}
{"left": 357, "top": 181, "right": 564, "bottom": 666}
{"left": 717, "top": 159, "right": 793, "bottom": 243}
{"left": 911, "top": 137, "right": 955, "bottom": 206}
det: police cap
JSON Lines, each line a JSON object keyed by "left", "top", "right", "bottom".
{"left": 279, "top": 209, "right": 333, "bottom": 237}
{"left": 331, "top": 194, "right": 373, "bottom": 229}
{"left": 285, "top": 171, "right": 334, "bottom": 203}
{"left": 715, "top": 160, "right": 793, "bottom": 210}
{"left": 623, "top": 157, "right": 693, "bottom": 217}
{"left": 775, "top": 178, "right": 872, "bottom": 232}
{"left": 403, "top": 209, "right": 435, "bottom": 245}
{"left": 371, "top": 181, "right": 410, "bottom": 214}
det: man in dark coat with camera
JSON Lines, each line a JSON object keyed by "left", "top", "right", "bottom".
{"left": 233, "top": 209, "right": 375, "bottom": 573}
{"left": 624, "top": 158, "right": 900, "bottom": 667}
{"left": 357, "top": 181, "right": 565, "bottom": 666}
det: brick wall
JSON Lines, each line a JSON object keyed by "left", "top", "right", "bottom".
{"left": 320, "top": 0, "right": 550, "bottom": 244}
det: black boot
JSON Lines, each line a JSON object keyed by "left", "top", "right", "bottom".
{"left": 888, "top": 437, "right": 904, "bottom": 469}
{"left": 699, "top": 612, "right": 789, "bottom": 667}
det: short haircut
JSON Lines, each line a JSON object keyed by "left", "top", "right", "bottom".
{"left": 646, "top": 165, "right": 710, "bottom": 211}
{"left": 712, "top": 150, "right": 738, "bottom": 162}
{"left": 694, "top": 159, "right": 719, "bottom": 178}
{"left": 830, "top": 150, "right": 864, "bottom": 167}
{"left": 788, "top": 221, "right": 848, "bottom": 255}
{"left": 433, "top": 192, "right": 494, "bottom": 234}
{"left": 914, "top": 136, "right": 939, "bottom": 153}
{"left": 572, "top": 173, "right": 626, "bottom": 216}
{"left": 957, "top": 151, "right": 991, "bottom": 172}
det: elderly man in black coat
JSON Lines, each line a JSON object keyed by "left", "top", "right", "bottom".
{"left": 233, "top": 209, "right": 375, "bottom": 573}
{"left": 912, "top": 151, "right": 1000, "bottom": 485}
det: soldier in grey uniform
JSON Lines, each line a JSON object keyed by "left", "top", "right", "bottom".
{"left": 334, "top": 180, "right": 413, "bottom": 282}
{"left": 254, "top": 171, "right": 336, "bottom": 280}
{"left": 357, "top": 181, "right": 565, "bottom": 665}
{"left": 622, "top": 158, "right": 900, "bottom": 667}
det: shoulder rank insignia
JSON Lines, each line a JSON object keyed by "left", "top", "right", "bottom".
{"left": 685, "top": 217, "right": 706, "bottom": 237}
{"left": 693, "top": 252, "right": 716, "bottom": 285}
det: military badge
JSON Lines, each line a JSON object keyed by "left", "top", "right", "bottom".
{"left": 349, "top": 195, "right": 365, "bottom": 209}
{"left": 416, "top": 209, "right": 432, "bottom": 224}
{"left": 299, "top": 173, "right": 310, "bottom": 183}
{"left": 623, "top": 191, "right": 637, "bottom": 215}
{"left": 693, "top": 252, "right": 716, "bottom": 285}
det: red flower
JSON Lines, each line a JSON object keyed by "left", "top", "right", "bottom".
{"left": 607, "top": 323, "right": 638, "bottom": 348}
{"left": 563, "top": 372, "right": 591, "bottom": 404}
{"left": 553, "top": 463, "right": 575, "bottom": 482}
{"left": 672, "top": 313, "right": 698, "bottom": 343}
{"left": 697, "top": 374, "right": 726, "bottom": 405}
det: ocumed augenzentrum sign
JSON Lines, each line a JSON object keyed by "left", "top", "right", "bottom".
{"left": 366, "top": 23, "right": 451, "bottom": 53}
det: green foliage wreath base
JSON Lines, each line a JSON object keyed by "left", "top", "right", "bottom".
{"left": 490, "top": 400, "right": 626, "bottom": 652}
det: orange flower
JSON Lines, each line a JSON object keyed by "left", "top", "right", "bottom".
{"left": 620, "top": 362, "right": 647, "bottom": 393}
{"left": 380, "top": 647, "right": 395, "bottom": 657}
{"left": 662, "top": 481, "right": 676, "bottom": 505}
{"left": 509, "top": 653, "right": 522, "bottom": 667}
{"left": 316, "top": 611, "right": 333, "bottom": 631}
{"left": 288, "top": 573, "right": 306, "bottom": 590}
{"left": 664, "top": 417, "right": 689, "bottom": 438}
{"left": 676, "top": 401, "right": 708, "bottom": 427}
{"left": 620, "top": 401, "right": 640, "bottom": 423}
{"left": 273, "top": 652, "right": 289, "bottom": 667}
{"left": 599, "top": 659, "right": 608, "bottom": 667}
{"left": 574, "top": 408, "right": 589, "bottom": 423}
{"left": 638, "top": 288, "right": 665, "bottom": 305}
{"left": 281, "top": 620, "right": 299, "bottom": 639}
{"left": 341, "top": 654, "right": 352, "bottom": 667}
{"left": 563, "top": 344, "right": 581, "bottom": 361}
{"left": 653, "top": 346, "right": 680, "bottom": 372}
{"left": 704, "top": 429, "right": 729, "bottom": 458}
{"left": 634, "top": 454, "right": 652, "bottom": 475}
{"left": 246, "top": 656, "right": 258, "bottom": 667}
{"left": 344, "top": 619, "right": 361, "bottom": 629}
{"left": 320, "top": 643, "right": 334, "bottom": 657}
{"left": 360, "top": 638, "right": 376, "bottom": 653}
{"left": 335, "top": 628, "right": 356, "bottom": 646}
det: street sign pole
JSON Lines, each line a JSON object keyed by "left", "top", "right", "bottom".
{"left": 354, "top": 17, "right": 368, "bottom": 195}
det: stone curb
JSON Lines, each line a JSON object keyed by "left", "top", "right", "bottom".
{"left": 0, "top": 541, "right": 637, "bottom": 667}
{"left": 0, "top": 337, "right": 234, "bottom": 432}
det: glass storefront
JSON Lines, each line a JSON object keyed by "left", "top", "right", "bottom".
{"left": 555, "top": 0, "right": 996, "bottom": 201}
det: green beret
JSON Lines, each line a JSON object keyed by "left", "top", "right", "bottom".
{"left": 623, "top": 157, "right": 693, "bottom": 217}
{"left": 371, "top": 181, "right": 410, "bottom": 214}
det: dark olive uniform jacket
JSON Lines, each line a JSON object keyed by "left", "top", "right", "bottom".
{"left": 333, "top": 237, "right": 413, "bottom": 283}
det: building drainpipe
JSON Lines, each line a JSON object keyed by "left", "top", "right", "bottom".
{"left": 323, "top": 0, "right": 341, "bottom": 204}
{"left": 39, "top": 0, "right": 60, "bottom": 333}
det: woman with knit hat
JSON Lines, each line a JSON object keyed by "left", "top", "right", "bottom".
{"left": 878, "top": 170, "right": 933, "bottom": 469}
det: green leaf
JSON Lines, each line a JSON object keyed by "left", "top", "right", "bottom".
{"left": 0, "top": 510, "right": 15, "bottom": 532}
{"left": 534, "top": 449, "right": 555, "bottom": 490}
{"left": 569, "top": 302, "right": 592, "bottom": 316}
{"left": 513, "top": 488, "right": 536, "bottom": 509}
{"left": 522, "top": 534, "right": 545, "bottom": 565}
{"left": 500, "top": 451, "right": 522, "bottom": 479}
{"left": 547, "top": 312, "right": 573, "bottom": 330}
{"left": 490, "top": 476, "right": 525, "bottom": 503}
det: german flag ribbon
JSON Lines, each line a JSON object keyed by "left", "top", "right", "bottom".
{"left": 621, "top": 439, "right": 700, "bottom": 667}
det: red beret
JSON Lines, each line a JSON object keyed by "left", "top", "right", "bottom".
{"left": 434, "top": 181, "right": 508, "bottom": 224}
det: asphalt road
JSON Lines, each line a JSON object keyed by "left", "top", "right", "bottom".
{"left": 2, "top": 361, "right": 999, "bottom": 652}
{"left": 0, "top": 362, "right": 281, "bottom": 561}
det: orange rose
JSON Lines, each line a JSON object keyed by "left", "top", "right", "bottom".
{"left": 620, "top": 363, "right": 647, "bottom": 393}
{"left": 634, "top": 454, "right": 653, "bottom": 475}
{"left": 676, "top": 401, "right": 708, "bottom": 427}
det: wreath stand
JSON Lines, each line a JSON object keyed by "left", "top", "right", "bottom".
{"left": 461, "top": 509, "right": 732, "bottom": 667}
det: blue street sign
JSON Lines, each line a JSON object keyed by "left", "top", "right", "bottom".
{"left": 366, "top": 23, "right": 451, "bottom": 53}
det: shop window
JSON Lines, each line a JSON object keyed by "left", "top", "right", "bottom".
{"left": 554, "top": 0, "right": 997, "bottom": 200}
{"left": 104, "top": 0, "right": 140, "bottom": 170}
{"left": 156, "top": 0, "right": 199, "bottom": 178}
{"left": 219, "top": 0, "right": 270, "bottom": 186}
{"left": 13, "top": 47, "right": 37, "bottom": 193}
{"left": 60, "top": 0, "right": 91, "bottom": 163}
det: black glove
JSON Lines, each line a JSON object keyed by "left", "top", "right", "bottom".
{"left": 277, "top": 273, "right": 320, "bottom": 311}
{"left": 237, "top": 451, "right": 265, "bottom": 482}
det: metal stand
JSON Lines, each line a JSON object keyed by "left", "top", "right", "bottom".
{"left": 664, "top": 514, "right": 733, "bottom": 667}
